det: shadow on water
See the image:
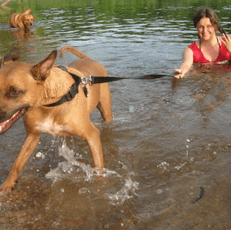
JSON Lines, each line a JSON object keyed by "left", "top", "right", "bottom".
{"left": 1, "top": 0, "right": 231, "bottom": 229}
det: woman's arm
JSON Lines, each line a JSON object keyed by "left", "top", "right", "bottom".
{"left": 174, "top": 47, "right": 194, "bottom": 79}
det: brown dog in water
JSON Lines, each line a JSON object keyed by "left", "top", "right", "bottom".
{"left": 9, "top": 9, "right": 34, "bottom": 31}
{"left": 0, "top": 46, "right": 112, "bottom": 194}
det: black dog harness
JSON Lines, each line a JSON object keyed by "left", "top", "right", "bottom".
{"left": 45, "top": 66, "right": 82, "bottom": 107}
{"left": 45, "top": 65, "right": 125, "bottom": 107}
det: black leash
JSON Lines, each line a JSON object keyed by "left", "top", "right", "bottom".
{"left": 91, "top": 73, "right": 169, "bottom": 84}
{"left": 45, "top": 65, "right": 170, "bottom": 107}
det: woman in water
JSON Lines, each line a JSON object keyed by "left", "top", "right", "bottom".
{"left": 174, "top": 7, "right": 231, "bottom": 79}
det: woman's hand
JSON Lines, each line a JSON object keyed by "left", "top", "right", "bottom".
{"left": 173, "top": 67, "right": 189, "bottom": 79}
{"left": 221, "top": 33, "right": 231, "bottom": 52}
{"left": 173, "top": 47, "right": 193, "bottom": 79}
{"left": 173, "top": 69, "right": 184, "bottom": 79}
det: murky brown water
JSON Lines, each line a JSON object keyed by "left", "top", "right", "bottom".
{"left": 1, "top": 2, "right": 231, "bottom": 230}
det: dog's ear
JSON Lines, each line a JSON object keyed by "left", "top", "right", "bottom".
{"left": 31, "top": 50, "right": 57, "bottom": 81}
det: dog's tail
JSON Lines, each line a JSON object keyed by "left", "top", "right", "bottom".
{"left": 23, "top": 9, "right": 32, "bottom": 14}
{"left": 60, "top": 46, "right": 90, "bottom": 59}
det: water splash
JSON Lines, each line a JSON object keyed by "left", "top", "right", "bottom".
{"left": 45, "top": 140, "right": 103, "bottom": 182}
{"left": 106, "top": 175, "right": 139, "bottom": 205}
{"left": 45, "top": 140, "right": 139, "bottom": 205}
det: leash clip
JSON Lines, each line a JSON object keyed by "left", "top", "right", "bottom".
{"left": 80, "top": 76, "right": 93, "bottom": 97}
{"left": 81, "top": 76, "right": 93, "bottom": 86}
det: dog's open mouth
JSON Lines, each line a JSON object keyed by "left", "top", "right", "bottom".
{"left": 0, "top": 108, "right": 27, "bottom": 134}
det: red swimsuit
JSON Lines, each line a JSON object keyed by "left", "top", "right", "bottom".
{"left": 188, "top": 39, "right": 231, "bottom": 63}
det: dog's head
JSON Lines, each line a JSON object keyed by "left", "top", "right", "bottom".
{"left": 22, "top": 14, "right": 34, "bottom": 31}
{"left": 0, "top": 50, "right": 57, "bottom": 133}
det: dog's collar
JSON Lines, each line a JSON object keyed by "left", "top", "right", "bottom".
{"left": 44, "top": 65, "right": 84, "bottom": 107}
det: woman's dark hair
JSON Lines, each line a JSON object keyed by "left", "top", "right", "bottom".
{"left": 193, "top": 7, "right": 224, "bottom": 34}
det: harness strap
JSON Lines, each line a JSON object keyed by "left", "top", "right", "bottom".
{"left": 44, "top": 65, "right": 81, "bottom": 107}
{"left": 45, "top": 82, "right": 79, "bottom": 107}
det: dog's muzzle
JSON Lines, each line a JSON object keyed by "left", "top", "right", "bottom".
{"left": 0, "top": 108, "right": 27, "bottom": 134}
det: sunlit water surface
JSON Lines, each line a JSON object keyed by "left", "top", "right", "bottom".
{"left": 1, "top": 3, "right": 231, "bottom": 230}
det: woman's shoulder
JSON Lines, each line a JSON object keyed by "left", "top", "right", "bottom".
{"left": 188, "top": 41, "right": 199, "bottom": 50}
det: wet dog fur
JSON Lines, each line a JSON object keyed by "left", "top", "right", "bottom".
{"left": 0, "top": 46, "right": 112, "bottom": 194}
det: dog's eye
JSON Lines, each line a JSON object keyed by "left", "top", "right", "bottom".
{"left": 6, "top": 86, "right": 25, "bottom": 99}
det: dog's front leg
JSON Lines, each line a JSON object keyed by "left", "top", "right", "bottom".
{"left": 0, "top": 133, "right": 40, "bottom": 195}
{"left": 83, "top": 124, "right": 104, "bottom": 169}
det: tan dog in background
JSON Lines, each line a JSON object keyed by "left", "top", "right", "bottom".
{"left": 9, "top": 9, "right": 34, "bottom": 31}
{"left": 0, "top": 46, "right": 112, "bottom": 194}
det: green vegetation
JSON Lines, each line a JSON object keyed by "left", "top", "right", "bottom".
{"left": 5, "top": 0, "right": 231, "bottom": 19}
{"left": 6, "top": 0, "right": 231, "bottom": 10}
{"left": 0, "top": 0, "right": 228, "bottom": 26}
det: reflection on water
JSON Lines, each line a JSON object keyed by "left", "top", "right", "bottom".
{"left": 1, "top": 1, "right": 231, "bottom": 229}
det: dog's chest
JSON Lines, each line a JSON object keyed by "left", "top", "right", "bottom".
{"left": 36, "top": 119, "right": 69, "bottom": 136}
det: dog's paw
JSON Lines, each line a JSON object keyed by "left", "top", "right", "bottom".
{"left": 0, "top": 183, "right": 15, "bottom": 196}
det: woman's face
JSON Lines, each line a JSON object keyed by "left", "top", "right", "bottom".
{"left": 196, "top": 17, "right": 216, "bottom": 41}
